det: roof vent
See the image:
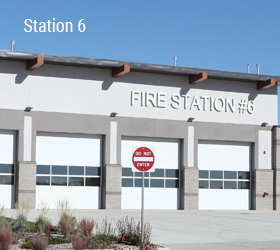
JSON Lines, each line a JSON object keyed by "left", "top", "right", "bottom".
{"left": 10, "top": 40, "right": 15, "bottom": 51}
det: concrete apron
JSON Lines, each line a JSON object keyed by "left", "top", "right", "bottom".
{"left": 4, "top": 209, "right": 280, "bottom": 250}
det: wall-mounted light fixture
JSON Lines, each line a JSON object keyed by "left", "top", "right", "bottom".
{"left": 187, "top": 117, "right": 195, "bottom": 122}
{"left": 110, "top": 112, "right": 118, "bottom": 117}
{"left": 261, "top": 122, "right": 268, "bottom": 127}
{"left": 24, "top": 106, "right": 33, "bottom": 112}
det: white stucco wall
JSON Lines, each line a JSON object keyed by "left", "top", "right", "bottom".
{"left": 0, "top": 60, "right": 277, "bottom": 126}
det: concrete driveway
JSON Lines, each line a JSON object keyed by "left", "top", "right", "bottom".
{"left": 4, "top": 209, "right": 280, "bottom": 250}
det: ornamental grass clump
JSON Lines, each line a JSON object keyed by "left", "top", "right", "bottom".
{"left": 12, "top": 201, "right": 30, "bottom": 238}
{"left": 71, "top": 234, "right": 86, "bottom": 250}
{"left": 61, "top": 218, "right": 71, "bottom": 238}
{"left": 56, "top": 199, "right": 77, "bottom": 234}
{"left": 0, "top": 225, "right": 13, "bottom": 250}
{"left": 79, "top": 218, "right": 95, "bottom": 237}
{"left": 30, "top": 236, "right": 47, "bottom": 250}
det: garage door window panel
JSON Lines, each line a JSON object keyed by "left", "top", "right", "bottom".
{"left": 224, "top": 171, "right": 237, "bottom": 179}
{"left": 210, "top": 171, "right": 223, "bottom": 179}
{"left": 199, "top": 180, "right": 209, "bottom": 188}
{"left": 135, "top": 178, "right": 149, "bottom": 187}
{"left": 199, "top": 170, "right": 209, "bottom": 179}
{"left": 85, "top": 177, "right": 100, "bottom": 186}
{"left": 69, "top": 177, "right": 84, "bottom": 186}
{"left": 122, "top": 178, "right": 133, "bottom": 187}
{"left": 52, "top": 165, "right": 67, "bottom": 175}
{"left": 238, "top": 171, "right": 250, "bottom": 180}
{"left": 224, "top": 181, "right": 237, "bottom": 189}
{"left": 0, "top": 175, "right": 13, "bottom": 185}
{"left": 166, "top": 179, "right": 179, "bottom": 188}
{"left": 0, "top": 164, "right": 14, "bottom": 174}
{"left": 122, "top": 168, "right": 133, "bottom": 177}
{"left": 37, "top": 165, "right": 50, "bottom": 174}
{"left": 238, "top": 181, "right": 250, "bottom": 189}
{"left": 210, "top": 180, "right": 223, "bottom": 189}
{"left": 69, "top": 166, "right": 84, "bottom": 175}
{"left": 151, "top": 179, "right": 164, "bottom": 188}
{"left": 36, "top": 176, "right": 50, "bottom": 185}
{"left": 151, "top": 169, "right": 164, "bottom": 177}
{"left": 166, "top": 169, "right": 179, "bottom": 178}
{"left": 86, "top": 167, "right": 100, "bottom": 176}
{"left": 51, "top": 176, "right": 67, "bottom": 186}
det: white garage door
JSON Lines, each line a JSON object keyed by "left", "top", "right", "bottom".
{"left": 0, "top": 131, "right": 15, "bottom": 208}
{"left": 198, "top": 141, "right": 251, "bottom": 210}
{"left": 36, "top": 133, "right": 102, "bottom": 209}
{"left": 121, "top": 137, "right": 180, "bottom": 209}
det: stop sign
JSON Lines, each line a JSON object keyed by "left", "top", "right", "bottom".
{"left": 132, "top": 147, "right": 155, "bottom": 172}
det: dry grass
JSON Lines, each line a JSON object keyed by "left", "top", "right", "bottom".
{"left": 79, "top": 218, "right": 95, "bottom": 237}
{"left": 14, "top": 201, "right": 30, "bottom": 219}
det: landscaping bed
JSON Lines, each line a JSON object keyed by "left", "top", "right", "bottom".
{"left": 0, "top": 201, "right": 158, "bottom": 250}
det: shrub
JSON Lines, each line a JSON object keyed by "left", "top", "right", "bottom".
{"left": 116, "top": 217, "right": 152, "bottom": 245}
{"left": 71, "top": 234, "right": 86, "bottom": 250}
{"left": 30, "top": 236, "right": 47, "bottom": 250}
{"left": 61, "top": 218, "right": 71, "bottom": 238}
{"left": 33, "top": 216, "right": 45, "bottom": 234}
{"left": 47, "top": 237, "right": 71, "bottom": 244}
{"left": 79, "top": 218, "right": 94, "bottom": 237}
{"left": 0, "top": 225, "right": 12, "bottom": 250}
{"left": 20, "top": 240, "right": 32, "bottom": 249}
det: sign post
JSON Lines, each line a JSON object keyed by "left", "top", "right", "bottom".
{"left": 132, "top": 147, "right": 155, "bottom": 245}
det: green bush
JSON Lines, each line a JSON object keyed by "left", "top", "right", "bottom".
{"left": 20, "top": 240, "right": 32, "bottom": 249}
{"left": 47, "top": 237, "right": 71, "bottom": 244}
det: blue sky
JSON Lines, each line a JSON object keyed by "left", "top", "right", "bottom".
{"left": 1, "top": 0, "right": 280, "bottom": 75}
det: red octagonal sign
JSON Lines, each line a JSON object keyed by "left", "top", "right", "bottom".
{"left": 132, "top": 147, "right": 155, "bottom": 172}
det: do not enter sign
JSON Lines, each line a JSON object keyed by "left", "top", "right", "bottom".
{"left": 132, "top": 147, "right": 155, "bottom": 172}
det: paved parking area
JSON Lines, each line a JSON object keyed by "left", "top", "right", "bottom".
{"left": 5, "top": 209, "right": 280, "bottom": 250}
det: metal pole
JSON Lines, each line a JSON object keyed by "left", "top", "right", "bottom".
{"left": 141, "top": 171, "right": 144, "bottom": 244}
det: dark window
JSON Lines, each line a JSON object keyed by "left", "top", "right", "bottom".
{"left": 166, "top": 169, "right": 179, "bottom": 178}
{"left": 224, "top": 171, "right": 237, "bottom": 179}
{"left": 166, "top": 179, "right": 179, "bottom": 188}
{"left": 210, "top": 171, "right": 223, "bottom": 179}
{"left": 150, "top": 179, "right": 164, "bottom": 188}
{"left": 135, "top": 172, "right": 149, "bottom": 177}
{"left": 37, "top": 165, "right": 50, "bottom": 175}
{"left": 199, "top": 180, "right": 208, "bottom": 189}
{"left": 135, "top": 178, "right": 149, "bottom": 187}
{"left": 0, "top": 175, "right": 13, "bottom": 185}
{"left": 199, "top": 170, "right": 209, "bottom": 179}
{"left": 69, "top": 177, "right": 84, "bottom": 186}
{"left": 51, "top": 177, "right": 67, "bottom": 186}
{"left": 210, "top": 180, "right": 223, "bottom": 189}
{"left": 238, "top": 181, "right": 250, "bottom": 189}
{"left": 151, "top": 169, "right": 164, "bottom": 177}
{"left": 52, "top": 165, "right": 67, "bottom": 175}
{"left": 86, "top": 167, "right": 100, "bottom": 176}
{"left": 69, "top": 166, "right": 84, "bottom": 175}
{"left": 224, "top": 181, "right": 237, "bottom": 189}
{"left": 122, "top": 178, "right": 133, "bottom": 187}
{"left": 122, "top": 168, "right": 133, "bottom": 177}
{"left": 238, "top": 171, "right": 250, "bottom": 180}
{"left": 0, "top": 164, "right": 14, "bottom": 174}
{"left": 36, "top": 176, "right": 50, "bottom": 185}
{"left": 85, "top": 177, "right": 100, "bottom": 186}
